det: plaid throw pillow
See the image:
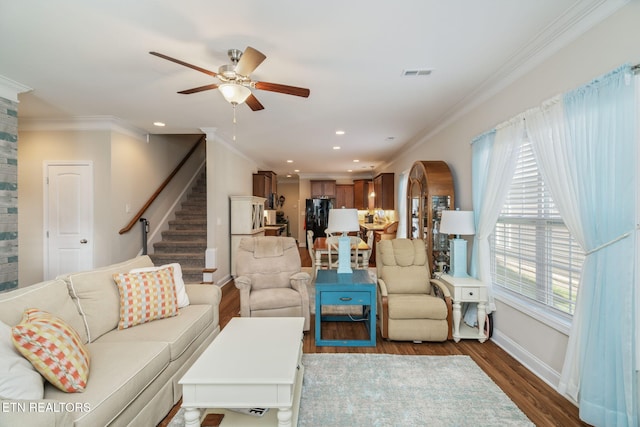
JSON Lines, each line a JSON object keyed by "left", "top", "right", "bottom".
{"left": 112, "top": 267, "right": 179, "bottom": 330}
{"left": 11, "top": 309, "right": 90, "bottom": 393}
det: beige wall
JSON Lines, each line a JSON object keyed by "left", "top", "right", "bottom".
{"left": 205, "top": 134, "right": 258, "bottom": 285}
{"left": 386, "top": 1, "right": 640, "bottom": 387}
{"left": 18, "top": 129, "right": 111, "bottom": 285}
{"left": 17, "top": 125, "right": 201, "bottom": 286}
{"left": 110, "top": 132, "right": 205, "bottom": 260}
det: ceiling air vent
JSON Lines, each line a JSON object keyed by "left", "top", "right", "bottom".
{"left": 402, "top": 69, "right": 432, "bottom": 77}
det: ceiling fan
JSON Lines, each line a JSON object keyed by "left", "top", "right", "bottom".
{"left": 149, "top": 47, "right": 310, "bottom": 111}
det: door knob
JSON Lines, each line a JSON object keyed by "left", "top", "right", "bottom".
{"left": 80, "top": 239, "right": 88, "bottom": 244}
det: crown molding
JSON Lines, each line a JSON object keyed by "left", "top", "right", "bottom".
{"left": 19, "top": 116, "right": 147, "bottom": 140}
{"left": 0, "top": 75, "right": 32, "bottom": 102}
{"left": 399, "top": 0, "right": 630, "bottom": 164}
{"left": 200, "top": 127, "right": 255, "bottom": 164}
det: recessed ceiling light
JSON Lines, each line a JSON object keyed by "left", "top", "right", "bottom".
{"left": 287, "top": 160, "right": 293, "bottom": 163}
{"left": 347, "top": 169, "right": 353, "bottom": 172}
{"left": 333, "top": 146, "right": 341, "bottom": 150}
{"left": 353, "top": 159, "right": 360, "bottom": 163}
{"left": 294, "top": 169, "right": 300, "bottom": 173}
{"left": 153, "top": 121, "right": 166, "bottom": 127}
{"left": 335, "top": 130, "right": 345, "bottom": 135}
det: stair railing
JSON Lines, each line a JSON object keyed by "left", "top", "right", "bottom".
{"left": 119, "top": 135, "right": 206, "bottom": 235}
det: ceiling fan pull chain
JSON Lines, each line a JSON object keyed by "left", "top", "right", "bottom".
{"left": 232, "top": 104, "right": 237, "bottom": 141}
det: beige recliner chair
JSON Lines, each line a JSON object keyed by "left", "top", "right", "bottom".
{"left": 235, "top": 236, "right": 311, "bottom": 331}
{"left": 376, "top": 238, "right": 452, "bottom": 342}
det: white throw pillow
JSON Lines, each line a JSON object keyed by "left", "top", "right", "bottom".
{"left": 130, "top": 263, "right": 190, "bottom": 308}
{"left": 0, "top": 320, "right": 44, "bottom": 400}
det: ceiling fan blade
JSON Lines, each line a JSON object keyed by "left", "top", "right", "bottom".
{"left": 235, "top": 46, "right": 266, "bottom": 77}
{"left": 245, "top": 93, "right": 265, "bottom": 111}
{"left": 177, "top": 83, "right": 219, "bottom": 94}
{"left": 254, "top": 81, "right": 310, "bottom": 98}
{"left": 149, "top": 51, "right": 217, "bottom": 78}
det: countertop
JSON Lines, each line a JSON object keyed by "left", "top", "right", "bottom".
{"left": 264, "top": 224, "right": 286, "bottom": 230}
{"left": 359, "top": 222, "right": 389, "bottom": 231}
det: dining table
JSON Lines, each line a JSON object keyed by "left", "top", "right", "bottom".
{"left": 312, "top": 236, "right": 371, "bottom": 273}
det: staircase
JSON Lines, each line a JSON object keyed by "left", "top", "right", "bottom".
{"left": 149, "top": 171, "right": 207, "bottom": 283}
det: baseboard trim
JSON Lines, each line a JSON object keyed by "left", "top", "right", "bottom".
{"left": 491, "top": 328, "right": 577, "bottom": 406}
{"left": 218, "top": 275, "right": 233, "bottom": 287}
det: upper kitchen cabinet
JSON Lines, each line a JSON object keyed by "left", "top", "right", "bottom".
{"left": 373, "top": 173, "right": 394, "bottom": 210}
{"left": 335, "top": 184, "right": 355, "bottom": 208}
{"left": 353, "top": 179, "right": 371, "bottom": 210}
{"left": 406, "top": 161, "right": 454, "bottom": 273}
{"left": 310, "top": 180, "right": 336, "bottom": 198}
{"left": 253, "top": 171, "right": 277, "bottom": 208}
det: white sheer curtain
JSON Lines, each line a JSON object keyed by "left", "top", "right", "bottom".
{"left": 525, "top": 65, "right": 637, "bottom": 426}
{"left": 469, "top": 117, "right": 524, "bottom": 314}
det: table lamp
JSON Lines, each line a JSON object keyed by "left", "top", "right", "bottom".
{"left": 327, "top": 208, "right": 360, "bottom": 274}
{"left": 439, "top": 210, "right": 475, "bottom": 277}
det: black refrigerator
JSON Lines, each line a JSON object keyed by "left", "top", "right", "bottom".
{"left": 305, "top": 198, "right": 333, "bottom": 246}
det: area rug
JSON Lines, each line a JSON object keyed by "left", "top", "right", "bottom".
{"left": 168, "top": 354, "right": 533, "bottom": 427}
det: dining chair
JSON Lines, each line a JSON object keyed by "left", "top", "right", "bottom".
{"left": 307, "top": 230, "right": 316, "bottom": 278}
{"left": 309, "top": 230, "right": 330, "bottom": 276}
{"left": 359, "top": 230, "right": 375, "bottom": 268}
{"left": 327, "top": 235, "right": 361, "bottom": 269}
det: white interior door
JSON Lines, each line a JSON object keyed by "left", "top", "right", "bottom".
{"left": 45, "top": 162, "right": 94, "bottom": 279}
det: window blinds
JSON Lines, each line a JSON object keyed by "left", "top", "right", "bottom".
{"left": 491, "top": 141, "right": 584, "bottom": 315}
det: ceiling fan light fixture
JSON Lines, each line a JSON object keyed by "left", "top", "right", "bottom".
{"left": 219, "top": 83, "right": 251, "bottom": 105}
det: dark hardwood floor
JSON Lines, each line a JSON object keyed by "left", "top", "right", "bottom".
{"left": 159, "top": 248, "right": 589, "bottom": 427}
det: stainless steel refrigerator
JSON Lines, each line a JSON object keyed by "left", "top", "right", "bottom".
{"left": 305, "top": 198, "right": 333, "bottom": 246}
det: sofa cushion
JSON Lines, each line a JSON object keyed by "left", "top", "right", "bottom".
{"left": 380, "top": 265, "right": 432, "bottom": 294}
{"left": 0, "top": 279, "right": 87, "bottom": 344}
{"left": 236, "top": 237, "right": 302, "bottom": 291}
{"left": 12, "top": 309, "right": 90, "bottom": 393}
{"left": 377, "top": 239, "right": 433, "bottom": 295}
{"left": 112, "top": 268, "right": 179, "bottom": 330}
{"left": 61, "top": 256, "right": 154, "bottom": 342}
{"left": 0, "top": 320, "right": 44, "bottom": 400}
{"left": 43, "top": 341, "right": 170, "bottom": 427}
{"left": 388, "top": 294, "right": 447, "bottom": 320}
{"left": 96, "top": 304, "right": 213, "bottom": 362}
{"left": 378, "top": 239, "right": 427, "bottom": 267}
{"left": 250, "top": 288, "right": 302, "bottom": 311}
{"left": 130, "top": 263, "right": 190, "bottom": 308}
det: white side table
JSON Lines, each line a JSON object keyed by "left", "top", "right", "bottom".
{"left": 438, "top": 274, "right": 488, "bottom": 343}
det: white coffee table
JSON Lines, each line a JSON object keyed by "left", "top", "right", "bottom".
{"left": 179, "top": 317, "right": 305, "bottom": 427}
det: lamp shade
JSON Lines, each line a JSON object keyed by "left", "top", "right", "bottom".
{"left": 218, "top": 83, "right": 251, "bottom": 105}
{"left": 439, "top": 210, "right": 475, "bottom": 236}
{"left": 327, "top": 208, "right": 360, "bottom": 234}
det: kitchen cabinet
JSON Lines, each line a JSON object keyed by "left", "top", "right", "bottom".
{"left": 335, "top": 184, "right": 354, "bottom": 208}
{"left": 230, "top": 196, "right": 266, "bottom": 276}
{"left": 253, "top": 171, "right": 277, "bottom": 208}
{"left": 406, "top": 161, "right": 455, "bottom": 274}
{"left": 373, "top": 173, "right": 394, "bottom": 210}
{"left": 353, "top": 179, "right": 371, "bottom": 210}
{"left": 310, "top": 180, "right": 336, "bottom": 198}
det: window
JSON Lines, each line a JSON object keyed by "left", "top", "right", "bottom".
{"left": 490, "top": 140, "right": 584, "bottom": 315}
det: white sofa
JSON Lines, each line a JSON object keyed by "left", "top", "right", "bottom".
{"left": 0, "top": 256, "right": 221, "bottom": 427}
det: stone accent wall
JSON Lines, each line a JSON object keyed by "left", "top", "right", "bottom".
{"left": 0, "top": 96, "right": 18, "bottom": 291}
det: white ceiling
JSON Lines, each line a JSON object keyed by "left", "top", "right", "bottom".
{"left": 0, "top": 0, "right": 626, "bottom": 178}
